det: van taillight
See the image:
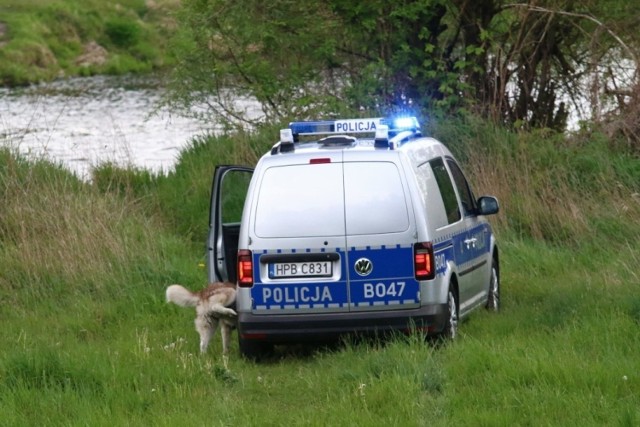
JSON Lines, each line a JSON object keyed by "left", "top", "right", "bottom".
{"left": 414, "top": 242, "right": 435, "bottom": 280}
{"left": 238, "top": 249, "right": 254, "bottom": 287}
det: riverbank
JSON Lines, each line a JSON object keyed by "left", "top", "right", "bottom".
{"left": 0, "top": 0, "right": 180, "bottom": 86}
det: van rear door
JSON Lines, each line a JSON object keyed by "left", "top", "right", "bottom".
{"left": 342, "top": 158, "right": 421, "bottom": 311}
{"left": 207, "top": 165, "right": 253, "bottom": 284}
{"left": 248, "top": 154, "right": 350, "bottom": 314}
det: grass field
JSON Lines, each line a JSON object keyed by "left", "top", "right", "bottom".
{"left": 1, "top": 119, "right": 639, "bottom": 425}
{"left": 0, "top": 0, "right": 179, "bottom": 86}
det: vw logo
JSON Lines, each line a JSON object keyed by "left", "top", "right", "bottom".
{"left": 354, "top": 258, "right": 373, "bottom": 276}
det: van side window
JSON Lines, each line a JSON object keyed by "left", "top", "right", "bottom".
{"left": 430, "top": 158, "right": 461, "bottom": 224}
{"left": 447, "top": 159, "right": 477, "bottom": 217}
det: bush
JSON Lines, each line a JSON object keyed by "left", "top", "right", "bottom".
{"left": 105, "top": 18, "right": 141, "bottom": 48}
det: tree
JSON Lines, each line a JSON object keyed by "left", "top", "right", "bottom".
{"left": 167, "top": 0, "right": 350, "bottom": 126}
{"left": 167, "top": 0, "right": 639, "bottom": 138}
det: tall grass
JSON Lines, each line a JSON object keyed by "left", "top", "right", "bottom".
{"left": 0, "top": 148, "right": 202, "bottom": 312}
{"left": 1, "top": 118, "right": 639, "bottom": 425}
{"left": 91, "top": 127, "right": 275, "bottom": 242}
{"left": 428, "top": 116, "right": 640, "bottom": 246}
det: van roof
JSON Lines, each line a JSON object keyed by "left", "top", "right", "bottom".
{"left": 265, "top": 116, "right": 451, "bottom": 163}
{"left": 270, "top": 116, "right": 428, "bottom": 155}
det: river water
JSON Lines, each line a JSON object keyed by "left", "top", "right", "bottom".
{"left": 0, "top": 75, "right": 255, "bottom": 180}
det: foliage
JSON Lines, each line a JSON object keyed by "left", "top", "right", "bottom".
{"left": 167, "top": 0, "right": 348, "bottom": 126}
{"left": 105, "top": 18, "right": 141, "bottom": 48}
{"left": 167, "top": 0, "right": 640, "bottom": 143}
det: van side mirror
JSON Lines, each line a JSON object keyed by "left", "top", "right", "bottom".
{"left": 477, "top": 196, "right": 499, "bottom": 216}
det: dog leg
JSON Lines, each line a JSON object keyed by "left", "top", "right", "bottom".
{"left": 221, "top": 323, "right": 232, "bottom": 368}
{"left": 195, "top": 316, "right": 217, "bottom": 354}
{"left": 221, "top": 323, "right": 232, "bottom": 355}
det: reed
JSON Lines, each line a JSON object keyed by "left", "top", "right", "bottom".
{"left": 0, "top": 148, "right": 197, "bottom": 310}
{"left": 428, "top": 116, "right": 640, "bottom": 246}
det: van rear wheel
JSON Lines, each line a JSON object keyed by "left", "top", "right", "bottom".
{"left": 486, "top": 258, "right": 500, "bottom": 312}
{"left": 426, "top": 286, "right": 458, "bottom": 345}
{"left": 443, "top": 288, "right": 459, "bottom": 340}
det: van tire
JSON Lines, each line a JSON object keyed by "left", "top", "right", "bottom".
{"left": 239, "top": 337, "right": 273, "bottom": 361}
{"left": 486, "top": 258, "right": 500, "bottom": 312}
{"left": 442, "top": 286, "right": 458, "bottom": 340}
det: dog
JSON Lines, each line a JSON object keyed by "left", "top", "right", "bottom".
{"left": 166, "top": 282, "right": 237, "bottom": 356}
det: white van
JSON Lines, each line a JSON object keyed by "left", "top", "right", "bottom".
{"left": 207, "top": 117, "right": 500, "bottom": 358}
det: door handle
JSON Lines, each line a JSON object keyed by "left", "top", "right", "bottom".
{"left": 464, "top": 238, "right": 477, "bottom": 249}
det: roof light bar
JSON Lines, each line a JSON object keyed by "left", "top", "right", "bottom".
{"left": 289, "top": 118, "right": 383, "bottom": 136}
{"left": 288, "top": 120, "right": 337, "bottom": 136}
{"left": 289, "top": 116, "right": 420, "bottom": 137}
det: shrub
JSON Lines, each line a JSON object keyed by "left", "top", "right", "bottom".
{"left": 105, "top": 18, "right": 140, "bottom": 48}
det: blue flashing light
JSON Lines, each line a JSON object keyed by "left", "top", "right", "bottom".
{"left": 393, "top": 117, "right": 420, "bottom": 131}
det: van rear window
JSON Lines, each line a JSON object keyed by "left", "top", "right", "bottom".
{"left": 254, "top": 162, "right": 409, "bottom": 238}
{"left": 254, "top": 163, "right": 346, "bottom": 238}
{"left": 343, "top": 162, "right": 409, "bottom": 235}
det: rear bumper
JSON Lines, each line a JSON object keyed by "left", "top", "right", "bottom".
{"left": 238, "top": 304, "right": 448, "bottom": 343}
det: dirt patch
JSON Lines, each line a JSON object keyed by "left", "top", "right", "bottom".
{"left": 33, "top": 45, "right": 58, "bottom": 68}
{"left": 75, "top": 41, "right": 108, "bottom": 67}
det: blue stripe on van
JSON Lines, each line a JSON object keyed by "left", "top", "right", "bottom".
{"left": 252, "top": 248, "right": 348, "bottom": 310}
{"left": 348, "top": 244, "right": 420, "bottom": 307}
{"left": 250, "top": 224, "right": 491, "bottom": 310}
{"left": 433, "top": 223, "right": 492, "bottom": 276}
{"left": 252, "top": 245, "right": 419, "bottom": 310}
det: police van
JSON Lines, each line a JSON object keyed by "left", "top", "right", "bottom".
{"left": 207, "top": 116, "right": 500, "bottom": 358}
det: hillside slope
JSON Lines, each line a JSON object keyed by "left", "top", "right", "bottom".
{"left": 0, "top": 0, "right": 179, "bottom": 86}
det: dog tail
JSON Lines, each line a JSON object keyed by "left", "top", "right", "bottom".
{"left": 166, "top": 284, "right": 199, "bottom": 307}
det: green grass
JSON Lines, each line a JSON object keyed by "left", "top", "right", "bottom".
{"left": 0, "top": 0, "right": 179, "bottom": 86}
{"left": 1, "top": 119, "right": 639, "bottom": 425}
{"left": 1, "top": 242, "right": 638, "bottom": 425}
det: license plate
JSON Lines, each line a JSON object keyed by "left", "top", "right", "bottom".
{"left": 269, "top": 261, "right": 333, "bottom": 278}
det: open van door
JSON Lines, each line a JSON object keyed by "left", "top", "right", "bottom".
{"left": 207, "top": 165, "right": 253, "bottom": 284}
